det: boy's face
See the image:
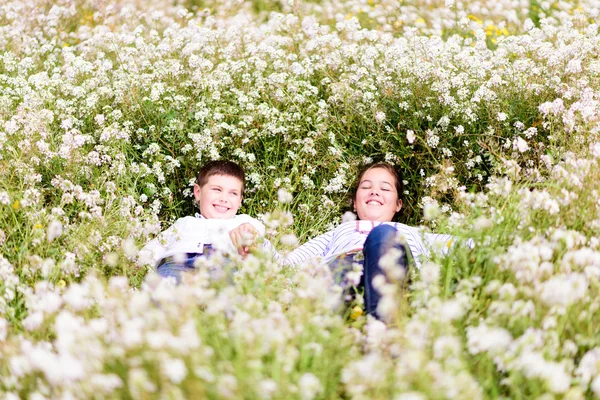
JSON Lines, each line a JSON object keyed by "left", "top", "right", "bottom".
{"left": 194, "top": 174, "right": 243, "bottom": 219}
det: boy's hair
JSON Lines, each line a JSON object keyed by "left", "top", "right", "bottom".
{"left": 196, "top": 160, "right": 245, "bottom": 192}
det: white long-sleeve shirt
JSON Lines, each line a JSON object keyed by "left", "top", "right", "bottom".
{"left": 139, "top": 214, "right": 265, "bottom": 267}
{"left": 269, "top": 220, "right": 459, "bottom": 269}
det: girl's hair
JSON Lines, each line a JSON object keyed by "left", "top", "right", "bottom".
{"left": 349, "top": 162, "right": 404, "bottom": 217}
{"left": 196, "top": 160, "right": 245, "bottom": 192}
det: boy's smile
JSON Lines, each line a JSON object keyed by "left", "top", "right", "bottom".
{"left": 194, "top": 174, "right": 243, "bottom": 219}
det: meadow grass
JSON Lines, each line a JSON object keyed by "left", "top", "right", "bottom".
{"left": 1, "top": 0, "right": 600, "bottom": 398}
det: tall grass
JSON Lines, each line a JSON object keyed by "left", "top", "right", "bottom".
{"left": 1, "top": 0, "right": 600, "bottom": 398}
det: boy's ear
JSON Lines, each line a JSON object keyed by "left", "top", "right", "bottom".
{"left": 396, "top": 199, "right": 403, "bottom": 212}
{"left": 193, "top": 184, "right": 202, "bottom": 204}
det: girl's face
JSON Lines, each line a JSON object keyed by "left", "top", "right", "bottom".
{"left": 354, "top": 167, "right": 402, "bottom": 222}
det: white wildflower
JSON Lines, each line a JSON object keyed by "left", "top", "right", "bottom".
{"left": 122, "top": 238, "right": 138, "bottom": 258}
{"left": 0, "top": 191, "right": 9, "bottom": 205}
{"left": 575, "top": 348, "right": 600, "bottom": 385}
{"left": 395, "top": 392, "right": 427, "bottom": 400}
{"left": 473, "top": 216, "right": 493, "bottom": 231}
{"left": 420, "top": 262, "right": 440, "bottom": 285}
{"left": 47, "top": 220, "right": 63, "bottom": 243}
{"left": 538, "top": 273, "right": 588, "bottom": 307}
{"left": 439, "top": 299, "right": 466, "bottom": 322}
{"left": 592, "top": 376, "right": 600, "bottom": 397}
{"left": 590, "top": 142, "right": 600, "bottom": 158}
{"left": 0, "top": 317, "right": 8, "bottom": 341}
{"left": 341, "top": 211, "right": 357, "bottom": 223}
{"left": 163, "top": 358, "right": 187, "bottom": 384}
{"left": 375, "top": 111, "right": 386, "bottom": 123}
{"left": 466, "top": 323, "right": 512, "bottom": 356}
{"left": 280, "top": 233, "right": 299, "bottom": 247}
{"left": 514, "top": 137, "right": 529, "bottom": 153}
{"left": 22, "top": 312, "right": 44, "bottom": 331}
{"left": 258, "top": 379, "right": 278, "bottom": 399}
{"left": 277, "top": 188, "right": 293, "bottom": 203}
{"left": 299, "top": 373, "right": 322, "bottom": 400}
{"left": 423, "top": 202, "right": 440, "bottom": 220}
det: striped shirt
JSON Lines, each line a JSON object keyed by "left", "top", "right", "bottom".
{"left": 269, "top": 220, "right": 457, "bottom": 269}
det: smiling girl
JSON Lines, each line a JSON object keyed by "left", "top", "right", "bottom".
{"left": 232, "top": 162, "right": 458, "bottom": 320}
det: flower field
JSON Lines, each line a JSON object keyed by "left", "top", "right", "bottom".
{"left": 2, "top": 0, "right": 600, "bottom": 398}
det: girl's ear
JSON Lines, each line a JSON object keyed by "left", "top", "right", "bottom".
{"left": 396, "top": 199, "right": 403, "bottom": 212}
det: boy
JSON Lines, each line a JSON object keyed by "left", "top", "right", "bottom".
{"left": 139, "top": 160, "right": 264, "bottom": 282}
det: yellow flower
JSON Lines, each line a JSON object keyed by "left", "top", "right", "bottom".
{"left": 351, "top": 305, "right": 363, "bottom": 320}
{"left": 57, "top": 279, "right": 66, "bottom": 288}
{"left": 34, "top": 223, "right": 43, "bottom": 229}
{"left": 468, "top": 14, "right": 483, "bottom": 25}
{"left": 12, "top": 200, "right": 19, "bottom": 210}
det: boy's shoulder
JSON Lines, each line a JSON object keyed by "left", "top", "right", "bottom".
{"left": 232, "top": 214, "right": 265, "bottom": 235}
{"left": 180, "top": 213, "right": 265, "bottom": 235}
{"left": 232, "top": 213, "right": 260, "bottom": 223}
{"left": 171, "top": 215, "right": 202, "bottom": 226}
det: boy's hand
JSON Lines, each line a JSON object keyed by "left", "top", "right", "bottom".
{"left": 229, "top": 223, "right": 259, "bottom": 257}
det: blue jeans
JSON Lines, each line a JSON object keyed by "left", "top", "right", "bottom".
{"left": 156, "top": 253, "right": 201, "bottom": 284}
{"left": 330, "top": 225, "right": 410, "bottom": 319}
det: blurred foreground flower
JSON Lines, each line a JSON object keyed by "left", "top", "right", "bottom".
{"left": 277, "top": 188, "right": 294, "bottom": 203}
{"left": 46, "top": 220, "right": 63, "bottom": 243}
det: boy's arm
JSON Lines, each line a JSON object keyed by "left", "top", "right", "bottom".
{"left": 229, "top": 223, "right": 260, "bottom": 256}
{"left": 138, "top": 221, "right": 180, "bottom": 267}
{"left": 230, "top": 224, "right": 334, "bottom": 266}
{"left": 234, "top": 214, "right": 265, "bottom": 236}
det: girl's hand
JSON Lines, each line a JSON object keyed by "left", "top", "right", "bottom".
{"left": 229, "top": 223, "right": 259, "bottom": 257}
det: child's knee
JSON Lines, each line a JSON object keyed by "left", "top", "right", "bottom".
{"left": 366, "top": 225, "right": 398, "bottom": 244}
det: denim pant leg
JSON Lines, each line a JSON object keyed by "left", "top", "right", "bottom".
{"left": 329, "top": 254, "right": 361, "bottom": 291}
{"left": 363, "top": 225, "right": 409, "bottom": 319}
{"left": 156, "top": 256, "right": 197, "bottom": 284}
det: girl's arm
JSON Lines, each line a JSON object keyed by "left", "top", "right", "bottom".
{"left": 280, "top": 230, "right": 334, "bottom": 265}
{"left": 422, "top": 231, "right": 456, "bottom": 255}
